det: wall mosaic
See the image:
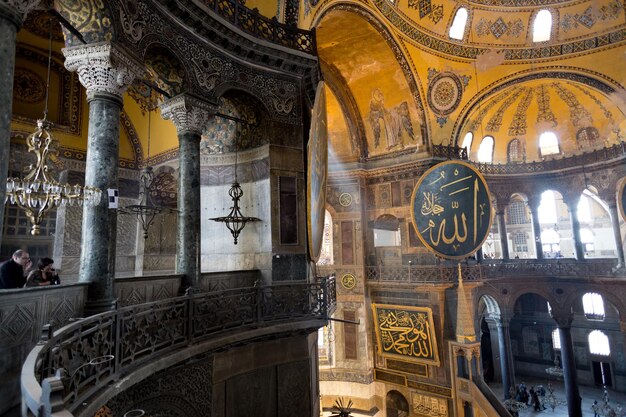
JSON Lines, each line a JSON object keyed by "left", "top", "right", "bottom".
{"left": 508, "top": 88, "right": 534, "bottom": 136}
{"left": 56, "top": 0, "right": 114, "bottom": 46}
{"left": 407, "top": 0, "right": 444, "bottom": 24}
{"left": 144, "top": 44, "right": 187, "bottom": 97}
{"left": 13, "top": 67, "right": 46, "bottom": 104}
{"left": 475, "top": 17, "right": 524, "bottom": 39}
{"left": 22, "top": 10, "right": 65, "bottom": 42}
{"left": 561, "top": 1, "right": 624, "bottom": 33}
{"left": 368, "top": 88, "right": 415, "bottom": 151}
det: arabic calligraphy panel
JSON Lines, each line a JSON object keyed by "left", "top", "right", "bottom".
{"left": 372, "top": 304, "right": 439, "bottom": 365}
{"left": 410, "top": 161, "right": 492, "bottom": 259}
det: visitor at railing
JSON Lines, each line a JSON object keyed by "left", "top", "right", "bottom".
{"left": 25, "top": 257, "right": 60, "bottom": 287}
{"left": 0, "top": 249, "right": 32, "bottom": 289}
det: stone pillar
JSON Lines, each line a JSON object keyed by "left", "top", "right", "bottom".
{"left": 608, "top": 202, "right": 625, "bottom": 267}
{"left": 528, "top": 197, "right": 543, "bottom": 259}
{"left": 63, "top": 43, "right": 143, "bottom": 314}
{"left": 496, "top": 209, "right": 509, "bottom": 260}
{"left": 0, "top": 1, "right": 40, "bottom": 245}
{"left": 496, "top": 316, "right": 515, "bottom": 399}
{"left": 160, "top": 94, "right": 213, "bottom": 291}
{"left": 554, "top": 312, "right": 582, "bottom": 417}
{"left": 564, "top": 195, "right": 585, "bottom": 260}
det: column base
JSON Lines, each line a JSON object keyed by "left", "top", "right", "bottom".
{"left": 83, "top": 298, "right": 118, "bottom": 316}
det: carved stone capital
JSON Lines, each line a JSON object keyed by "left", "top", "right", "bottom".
{"left": 62, "top": 42, "right": 144, "bottom": 101}
{"left": 551, "top": 309, "right": 574, "bottom": 328}
{"left": 0, "top": 0, "right": 40, "bottom": 27}
{"left": 159, "top": 94, "right": 215, "bottom": 136}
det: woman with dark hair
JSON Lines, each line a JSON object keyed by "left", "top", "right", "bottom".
{"left": 24, "top": 258, "right": 60, "bottom": 287}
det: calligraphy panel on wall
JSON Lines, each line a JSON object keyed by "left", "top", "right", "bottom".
{"left": 410, "top": 161, "right": 492, "bottom": 259}
{"left": 372, "top": 303, "right": 439, "bottom": 366}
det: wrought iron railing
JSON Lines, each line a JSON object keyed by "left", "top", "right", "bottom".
{"left": 201, "top": 0, "right": 316, "bottom": 53}
{"left": 22, "top": 277, "right": 335, "bottom": 416}
{"left": 432, "top": 144, "right": 469, "bottom": 160}
{"left": 365, "top": 259, "right": 623, "bottom": 283}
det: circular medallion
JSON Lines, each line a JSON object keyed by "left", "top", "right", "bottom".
{"left": 13, "top": 68, "right": 45, "bottom": 104}
{"left": 427, "top": 72, "right": 463, "bottom": 116}
{"left": 341, "top": 273, "right": 357, "bottom": 290}
{"left": 339, "top": 192, "right": 352, "bottom": 207}
{"left": 410, "top": 161, "right": 492, "bottom": 259}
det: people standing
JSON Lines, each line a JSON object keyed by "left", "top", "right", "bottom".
{"left": 25, "top": 258, "right": 60, "bottom": 287}
{"left": 0, "top": 250, "right": 32, "bottom": 289}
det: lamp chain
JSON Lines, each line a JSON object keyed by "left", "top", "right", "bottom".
{"left": 43, "top": 16, "right": 53, "bottom": 122}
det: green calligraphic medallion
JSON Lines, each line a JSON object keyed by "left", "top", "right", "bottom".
{"left": 410, "top": 160, "right": 492, "bottom": 259}
{"left": 619, "top": 179, "right": 626, "bottom": 222}
{"left": 372, "top": 304, "right": 440, "bottom": 365}
{"left": 307, "top": 82, "right": 328, "bottom": 262}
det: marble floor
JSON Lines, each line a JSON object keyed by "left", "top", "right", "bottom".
{"left": 488, "top": 378, "right": 626, "bottom": 417}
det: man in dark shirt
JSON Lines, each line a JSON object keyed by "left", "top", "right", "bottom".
{"left": 0, "top": 250, "right": 32, "bottom": 289}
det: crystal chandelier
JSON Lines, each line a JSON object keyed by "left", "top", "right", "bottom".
{"left": 5, "top": 22, "right": 101, "bottom": 235}
{"left": 119, "top": 111, "right": 176, "bottom": 239}
{"left": 210, "top": 139, "right": 260, "bottom": 244}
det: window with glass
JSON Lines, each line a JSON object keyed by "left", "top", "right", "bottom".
{"left": 477, "top": 136, "right": 494, "bottom": 163}
{"left": 588, "top": 330, "right": 610, "bottom": 356}
{"left": 512, "top": 233, "right": 528, "bottom": 253}
{"left": 539, "top": 131, "right": 560, "bottom": 156}
{"left": 582, "top": 292, "right": 605, "bottom": 320}
{"left": 461, "top": 132, "right": 473, "bottom": 154}
{"left": 533, "top": 10, "right": 552, "bottom": 42}
{"left": 552, "top": 329, "right": 561, "bottom": 350}
{"left": 507, "top": 139, "right": 524, "bottom": 163}
{"left": 507, "top": 201, "right": 529, "bottom": 225}
{"left": 449, "top": 8, "right": 468, "bottom": 40}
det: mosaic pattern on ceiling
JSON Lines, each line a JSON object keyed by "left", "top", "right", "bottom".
{"left": 561, "top": 1, "right": 624, "bottom": 33}
{"left": 372, "top": 0, "right": 626, "bottom": 61}
{"left": 407, "top": 0, "right": 444, "bottom": 24}
{"left": 144, "top": 45, "right": 186, "bottom": 97}
{"left": 13, "top": 68, "right": 46, "bottom": 104}
{"left": 469, "top": 82, "right": 610, "bottom": 137}
{"left": 149, "top": 167, "right": 177, "bottom": 208}
{"left": 200, "top": 95, "right": 265, "bottom": 154}
{"left": 56, "top": 0, "right": 113, "bottom": 46}
{"left": 475, "top": 17, "right": 524, "bottom": 39}
{"left": 368, "top": 88, "right": 415, "bottom": 151}
{"left": 303, "top": 0, "right": 321, "bottom": 17}
{"left": 426, "top": 69, "right": 470, "bottom": 127}
{"left": 23, "top": 10, "right": 65, "bottom": 42}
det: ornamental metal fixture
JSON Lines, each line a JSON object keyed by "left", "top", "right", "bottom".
{"left": 5, "top": 22, "right": 101, "bottom": 235}
{"left": 119, "top": 111, "right": 177, "bottom": 239}
{"left": 210, "top": 139, "right": 260, "bottom": 244}
{"left": 331, "top": 397, "right": 354, "bottom": 417}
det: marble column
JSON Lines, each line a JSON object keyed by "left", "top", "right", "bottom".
{"left": 528, "top": 197, "right": 543, "bottom": 259}
{"left": 608, "top": 202, "right": 625, "bottom": 267}
{"left": 496, "top": 317, "right": 515, "bottom": 399}
{"left": 554, "top": 312, "right": 582, "bottom": 417}
{"left": 0, "top": 1, "right": 40, "bottom": 246}
{"left": 160, "top": 94, "right": 214, "bottom": 291}
{"left": 496, "top": 209, "right": 509, "bottom": 260}
{"left": 565, "top": 196, "right": 585, "bottom": 260}
{"left": 63, "top": 43, "right": 143, "bottom": 315}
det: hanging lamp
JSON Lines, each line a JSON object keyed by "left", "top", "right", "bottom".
{"left": 5, "top": 16, "right": 101, "bottom": 235}
{"left": 119, "top": 110, "right": 176, "bottom": 239}
{"left": 210, "top": 138, "right": 260, "bottom": 244}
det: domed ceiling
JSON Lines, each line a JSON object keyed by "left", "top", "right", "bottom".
{"left": 459, "top": 77, "right": 626, "bottom": 163}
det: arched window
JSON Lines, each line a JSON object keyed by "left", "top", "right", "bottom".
{"left": 580, "top": 228, "right": 595, "bottom": 253}
{"left": 477, "top": 136, "right": 494, "bottom": 163}
{"left": 317, "top": 210, "right": 334, "bottom": 265}
{"left": 552, "top": 329, "right": 561, "bottom": 350}
{"left": 577, "top": 195, "right": 591, "bottom": 223}
{"left": 538, "top": 190, "right": 557, "bottom": 224}
{"left": 461, "top": 132, "right": 473, "bottom": 153}
{"left": 588, "top": 330, "right": 610, "bottom": 356}
{"left": 507, "top": 201, "right": 529, "bottom": 225}
{"left": 539, "top": 131, "right": 559, "bottom": 156}
{"left": 449, "top": 8, "right": 468, "bottom": 40}
{"left": 533, "top": 10, "right": 552, "bottom": 42}
{"left": 583, "top": 292, "right": 605, "bottom": 320}
{"left": 507, "top": 139, "right": 524, "bottom": 163}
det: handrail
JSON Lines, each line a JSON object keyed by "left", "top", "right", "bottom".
{"left": 22, "top": 277, "right": 335, "bottom": 416}
{"left": 201, "top": 0, "right": 316, "bottom": 53}
{"left": 473, "top": 375, "right": 514, "bottom": 417}
{"left": 365, "top": 259, "right": 622, "bottom": 283}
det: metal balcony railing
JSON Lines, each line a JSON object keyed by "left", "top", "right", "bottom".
{"left": 22, "top": 277, "right": 335, "bottom": 416}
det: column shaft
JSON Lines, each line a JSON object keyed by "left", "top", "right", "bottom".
{"left": 0, "top": 13, "right": 19, "bottom": 246}
{"left": 568, "top": 206, "right": 585, "bottom": 260}
{"left": 497, "top": 322, "right": 515, "bottom": 399}
{"left": 177, "top": 131, "right": 201, "bottom": 289}
{"left": 497, "top": 210, "right": 509, "bottom": 260}
{"left": 608, "top": 203, "right": 625, "bottom": 267}
{"left": 79, "top": 94, "right": 122, "bottom": 314}
{"left": 530, "top": 206, "right": 543, "bottom": 259}
{"left": 558, "top": 325, "right": 582, "bottom": 417}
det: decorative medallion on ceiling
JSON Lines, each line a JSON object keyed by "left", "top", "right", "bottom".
{"left": 408, "top": 0, "right": 444, "bottom": 24}
{"left": 427, "top": 69, "right": 470, "bottom": 127}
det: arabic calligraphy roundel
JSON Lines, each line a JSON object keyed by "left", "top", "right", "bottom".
{"left": 307, "top": 82, "right": 328, "bottom": 262}
{"left": 411, "top": 161, "right": 492, "bottom": 259}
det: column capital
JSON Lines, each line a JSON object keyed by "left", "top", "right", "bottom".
{"left": 63, "top": 42, "right": 144, "bottom": 101}
{"left": 0, "top": 1, "right": 40, "bottom": 28}
{"left": 552, "top": 309, "right": 574, "bottom": 328}
{"left": 160, "top": 94, "right": 216, "bottom": 136}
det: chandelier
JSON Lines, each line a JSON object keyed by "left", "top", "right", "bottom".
{"left": 5, "top": 21, "right": 101, "bottom": 235}
{"left": 210, "top": 138, "right": 260, "bottom": 244}
{"left": 119, "top": 111, "right": 176, "bottom": 238}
